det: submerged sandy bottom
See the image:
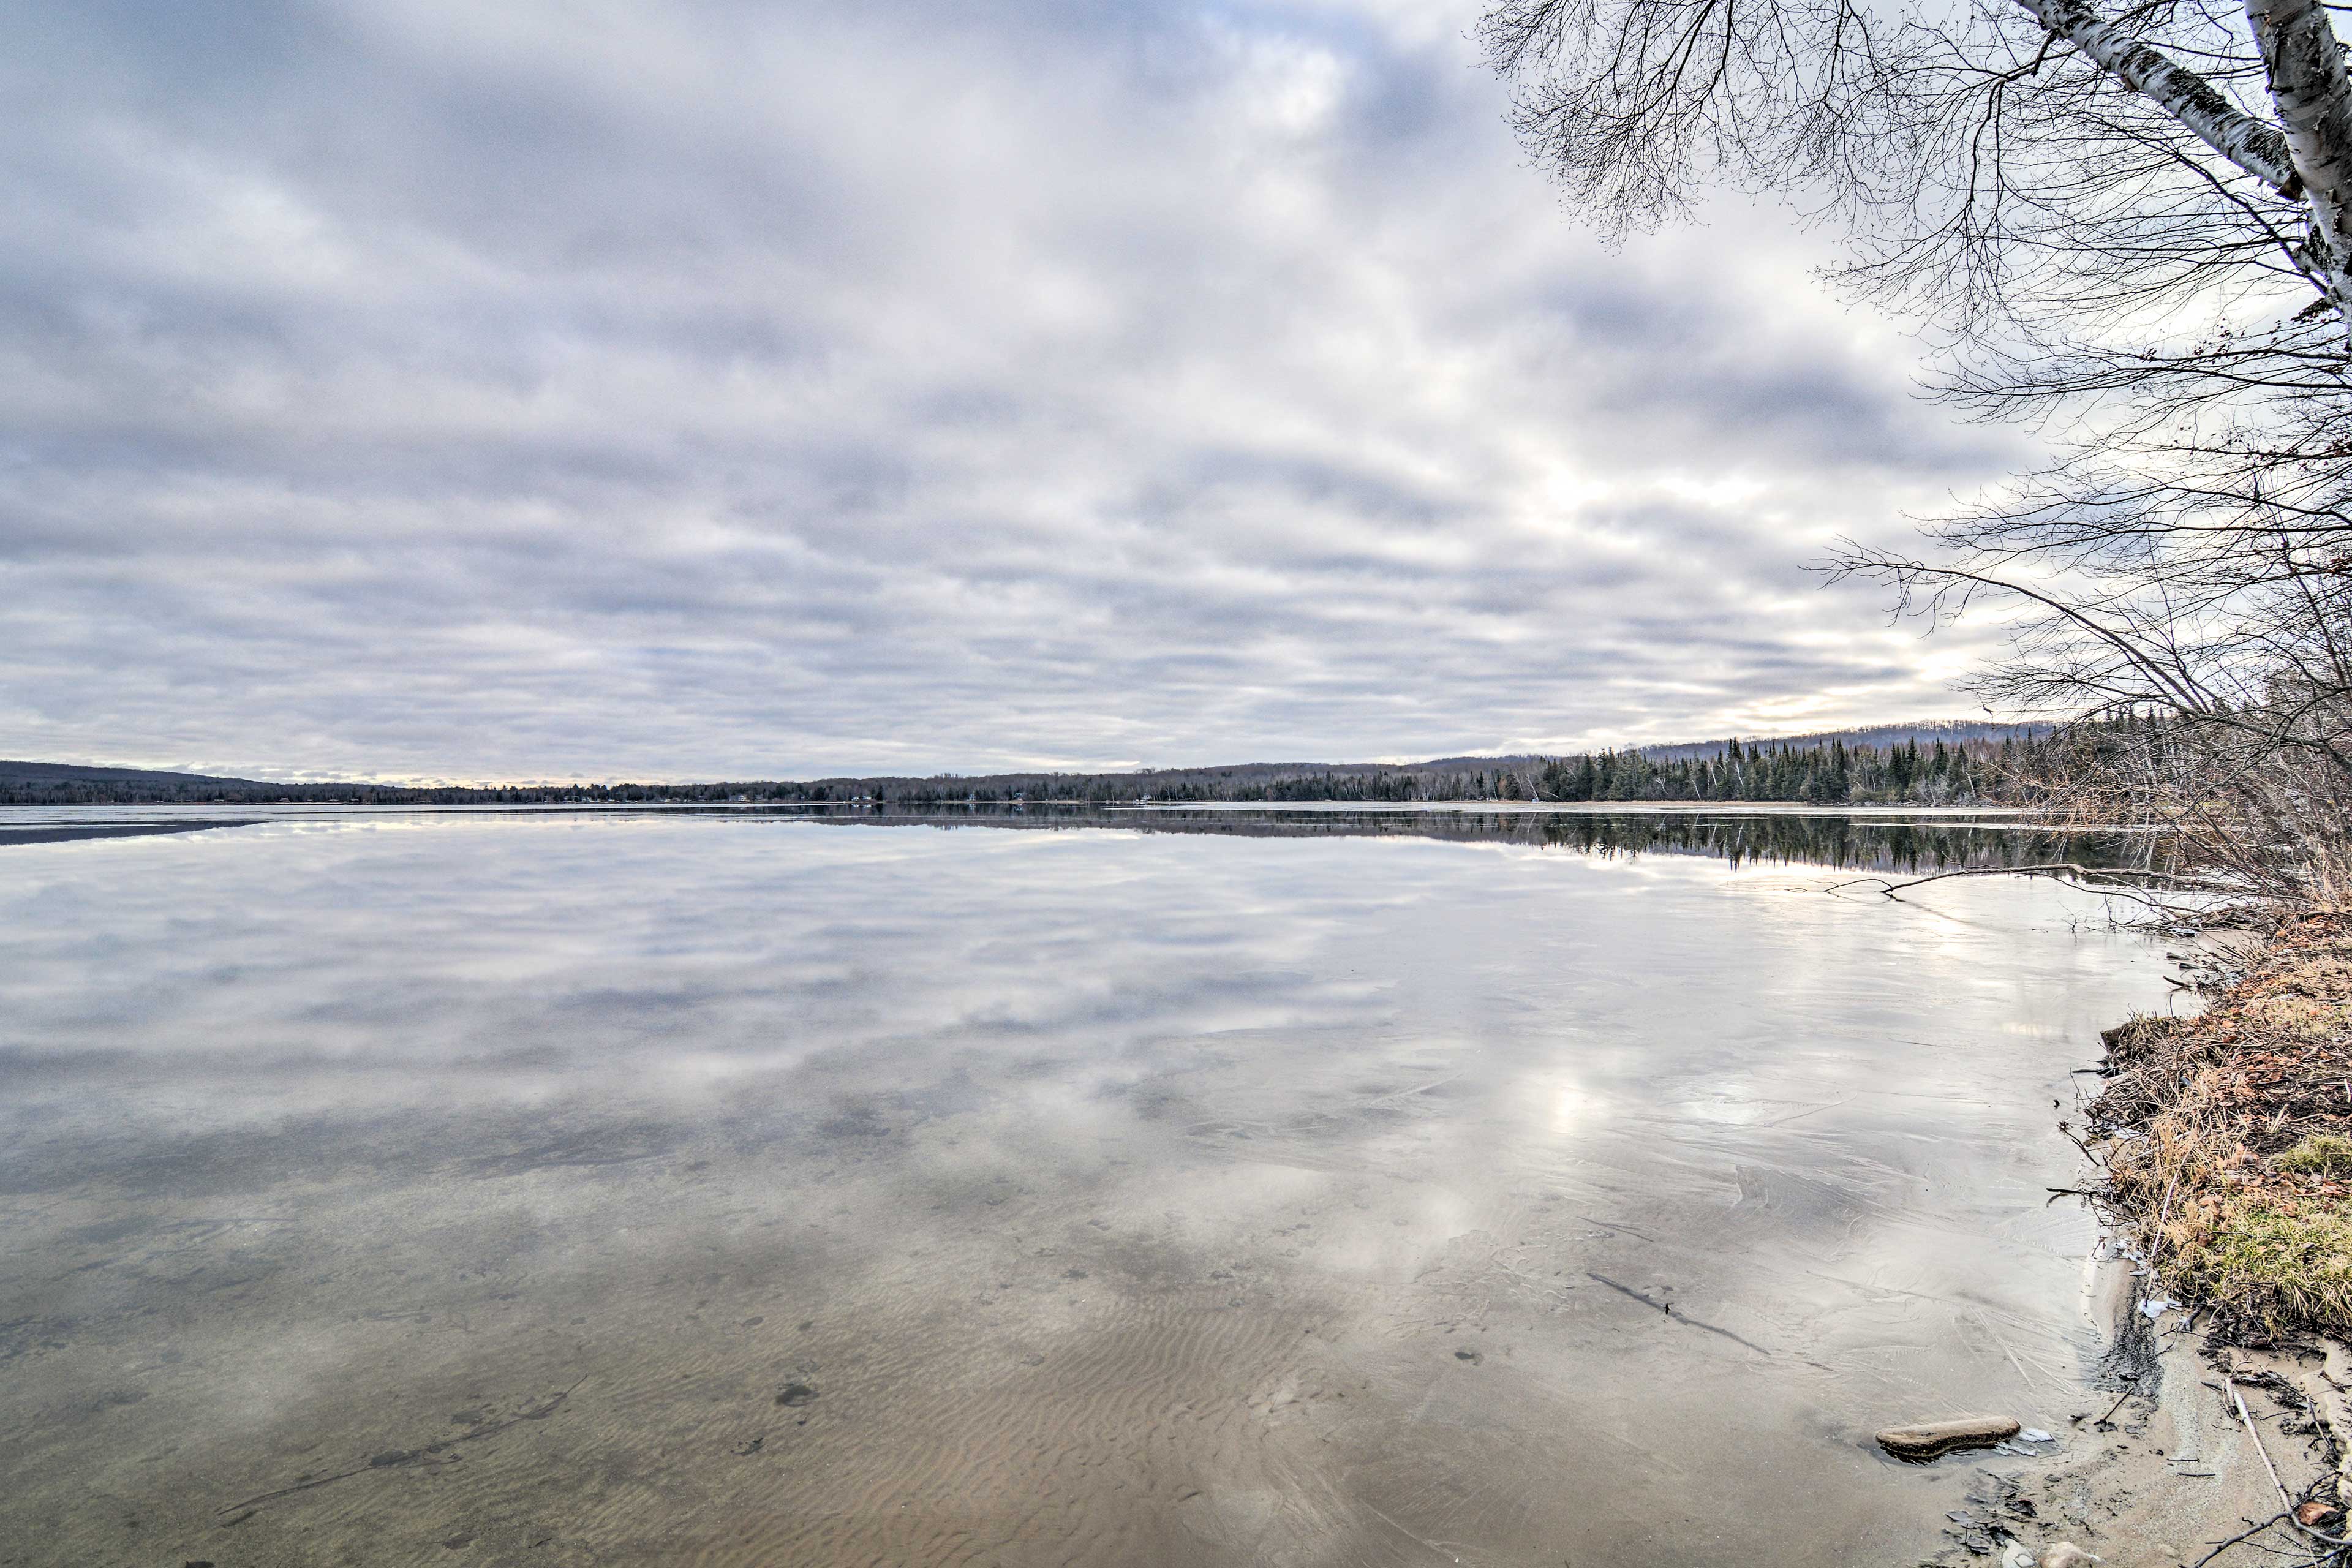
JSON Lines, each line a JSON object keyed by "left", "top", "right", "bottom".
{"left": 0, "top": 812, "right": 2179, "bottom": 1565}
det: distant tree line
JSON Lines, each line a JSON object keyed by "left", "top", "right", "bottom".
{"left": 1, "top": 732, "right": 2040, "bottom": 807}
{"left": 1531, "top": 735, "right": 2009, "bottom": 804}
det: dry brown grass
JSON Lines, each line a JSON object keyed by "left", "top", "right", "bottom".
{"left": 2092, "top": 911, "right": 2352, "bottom": 1336}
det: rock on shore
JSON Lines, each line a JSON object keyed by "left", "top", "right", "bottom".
{"left": 1875, "top": 1414, "right": 2021, "bottom": 1460}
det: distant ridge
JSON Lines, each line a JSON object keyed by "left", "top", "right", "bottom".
{"left": 1639, "top": 719, "right": 2051, "bottom": 763}
{"left": 0, "top": 760, "right": 276, "bottom": 789}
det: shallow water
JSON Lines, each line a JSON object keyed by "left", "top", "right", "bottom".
{"left": 0, "top": 808, "right": 2176, "bottom": 1566}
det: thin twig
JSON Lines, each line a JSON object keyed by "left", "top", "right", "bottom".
{"left": 217, "top": 1373, "right": 588, "bottom": 1517}
{"left": 2193, "top": 1510, "right": 2294, "bottom": 1568}
{"left": 2234, "top": 1382, "right": 2352, "bottom": 1548}
{"left": 2234, "top": 1382, "right": 2295, "bottom": 1515}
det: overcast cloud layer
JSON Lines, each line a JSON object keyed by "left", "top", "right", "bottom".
{"left": 0, "top": 1, "right": 2026, "bottom": 782}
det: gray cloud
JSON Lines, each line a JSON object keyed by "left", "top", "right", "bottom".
{"left": 0, "top": 0, "right": 2023, "bottom": 782}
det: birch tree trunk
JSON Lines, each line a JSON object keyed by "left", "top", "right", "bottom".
{"left": 2012, "top": 0, "right": 2300, "bottom": 190}
{"left": 2013, "top": 0, "right": 2352, "bottom": 339}
{"left": 2244, "top": 0, "right": 2352, "bottom": 336}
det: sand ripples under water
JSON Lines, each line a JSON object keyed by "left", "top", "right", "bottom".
{"left": 0, "top": 809, "right": 2176, "bottom": 1565}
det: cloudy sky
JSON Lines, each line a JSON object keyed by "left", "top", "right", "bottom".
{"left": 0, "top": 1, "right": 2026, "bottom": 783}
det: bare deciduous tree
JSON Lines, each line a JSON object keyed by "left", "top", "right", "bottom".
{"left": 1480, "top": 0, "right": 2352, "bottom": 327}
{"left": 1482, "top": 0, "right": 2352, "bottom": 900}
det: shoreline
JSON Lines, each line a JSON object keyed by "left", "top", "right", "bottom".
{"left": 1940, "top": 1262, "right": 2314, "bottom": 1567}
{"left": 2034, "top": 913, "right": 2352, "bottom": 1567}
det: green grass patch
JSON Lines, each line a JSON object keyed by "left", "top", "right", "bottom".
{"left": 2276, "top": 1134, "right": 2352, "bottom": 1176}
{"left": 2185, "top": 1201, "right": 2352, "bottom": 1332}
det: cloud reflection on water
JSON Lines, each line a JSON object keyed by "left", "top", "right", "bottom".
{"left": 0, "top": 813, "right": 2173, "bottom": 1564}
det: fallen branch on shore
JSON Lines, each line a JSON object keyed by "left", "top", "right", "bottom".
{"left": 2190, "top": 1509, "right": 2293, "bottom": 1568}
{"left": 1826, "top": 863, "right": 2207, "bottom": 911}
{"left": 2230, "top": 1381, "right": 2350, "bottom": 1550}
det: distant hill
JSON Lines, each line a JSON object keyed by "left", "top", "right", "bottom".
{"left": 0, "top": 760, "right": 273, "bottom": 789}
{"left": 0, "top": 760, "right": 382, "bottom": 805}
{"left": 1639, "top": 719, "right": 2051, "bottom": 763}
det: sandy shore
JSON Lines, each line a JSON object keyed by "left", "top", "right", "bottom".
{"left": 1906, "top": 1251, "right": 2342, "bottom": 1566}
{"left": 1977, "top": 914, "right": 2352, "bottom": 1568}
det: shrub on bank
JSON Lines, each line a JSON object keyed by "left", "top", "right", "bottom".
{"left": 2092, "top": 912, "right": 2352, "bottom": 1337}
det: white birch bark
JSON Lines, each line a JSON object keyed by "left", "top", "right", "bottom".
{"left": 2012, "top": 0, "right": 2301, "bottom": 190}
{"left": 2012, "top": 0, "right": 2352, "bottom": 338}
{"left": 2244, "top": 0, "right": 2352, "bottom": 334}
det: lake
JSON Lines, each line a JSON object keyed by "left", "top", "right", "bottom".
{"left": 0, "top": 806, "right": 2176, "bottom": 1566}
